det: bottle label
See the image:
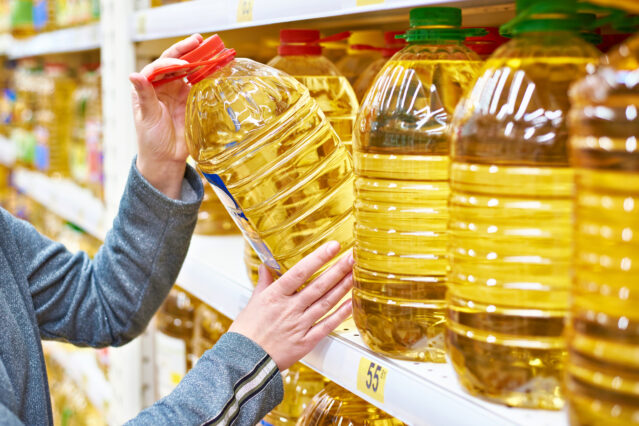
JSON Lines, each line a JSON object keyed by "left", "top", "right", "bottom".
{"left": 201, "top": 171, "right": 281, "bottom": 274}
{"left": 154, "top": 331, "right": 187, "bottom": 399}
{"left": 32, "top": 0, "right": 48, "bottom": 30}
{"left": 260, "top": 421, "right": 274, "bottom": 426}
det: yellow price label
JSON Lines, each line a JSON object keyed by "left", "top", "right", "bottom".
{"left": 236, "top": 0, "right": 254, "bottom": 23}
{"left": 356, "top": 357, "right": 388, "bottom": 403}
{"left": 136, "top": 14, "right": 147, "bottom": 35}
{"left": 356, "top": 0, "right": 384, "bottom": 6}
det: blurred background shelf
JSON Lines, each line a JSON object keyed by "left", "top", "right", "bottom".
{"left": 12, "top": 167, "right": 107, "bottom": 240}
{"left": 8, "top": 23, "right": 101, "bottom": 59}
{"left": 176, "top": 236, "right": 567, "bottom": 426}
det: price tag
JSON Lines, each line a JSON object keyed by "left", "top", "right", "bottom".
{"left": 236, "top": 0, "right": 254, "bottom": 23}
{"left": 136, "top": 14, "right": 147, "bottom": 35}
{"left": 356, "top": 0, "right": 384, "bottom": 6}
{"left": 356, "top": 357, "right": 388, "bottom": 403}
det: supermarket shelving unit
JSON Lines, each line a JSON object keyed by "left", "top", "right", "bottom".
{"left": 4, "top": 1, "right": 572, "bottom": 425}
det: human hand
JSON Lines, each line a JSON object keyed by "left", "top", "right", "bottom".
{"left": 129, "top": 33, "right": 204, "bottom": 199}
{"left": 229, "top": 241, "right": 354, "bottom": 371}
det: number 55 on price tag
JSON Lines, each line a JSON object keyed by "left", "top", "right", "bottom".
{"left": 356, "top": 357, "right": 389, "bottom": 403}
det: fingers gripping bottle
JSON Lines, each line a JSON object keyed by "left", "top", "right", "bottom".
{"left": 352, "top": 7, "right": 483, "bottom": 362}
{"left": 267, "top": 29, "right": 359, "bottom": 153}
{"left": 447, "top": 0, "right": 600, "bottom": 409}
{"left": 352, "top": 31, "right": 406, "bottom": 101}
{"left": 152, "top": 35, "right": 354, "bottom": 279}
{"left": 261, "top": 363, "right": 327, "bottom": 426}
{"left": 567, "top": 32, "right": 639, "bottom": 425}
{"left": 297, "top": 381, "right": 405, "bottom": 426}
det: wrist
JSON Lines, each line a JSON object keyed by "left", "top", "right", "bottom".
{"left": 136, "top": 156, "right": 186, "bottom": 200}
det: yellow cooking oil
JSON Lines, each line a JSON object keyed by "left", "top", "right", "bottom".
{"left": 261, "top": 363, "right": 328, "bottom": 426}
{"left": 244, "top": 240, "right": 260, "bottom": 286}
{"left": 192, "top": 303, "right": 231, "bottom": 360}
{"left": 352, "top": 7, "right": 482, "bottom": 362}
{"left": 268, "top": 29, "right": 359, "bottom": 152}
{"left": 185, "top": 45, "right": 354, "bottom": 280}
{"left": 336, "top": 30, "right": 384, "bottom": 86}
{"left": 567, "top": 33, "right": 639, "bottom": 425}
{"left": 297, "top": 381, "right": 405, "bottom": 425}
{"left": 194, "top": 172, "right": 238, "bottom": 235}
{"left": 447, "top": 0, "right": 600, "bottom": 409}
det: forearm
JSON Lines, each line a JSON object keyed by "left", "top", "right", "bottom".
{"left": 127, "top": 333, "right": 283, "bottom": 425}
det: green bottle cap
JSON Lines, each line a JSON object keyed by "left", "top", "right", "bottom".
{"left": 578, "top": 13, "right": 603, "bottom": 45}
{"left": 399, "top": 7, "right": 486, "bottom": 43}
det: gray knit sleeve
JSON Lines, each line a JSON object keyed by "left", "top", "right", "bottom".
{"left": 128, "top": 332, "right": 284, "bottom": 426}
{"left": 13, "top": 160, "right": 203, "bottom": 347}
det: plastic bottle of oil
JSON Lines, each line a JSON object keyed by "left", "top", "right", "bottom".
{"left": 267, "top": 29, "right": 359, "bottom": 153}
{"left": 463, "top": 27, "right": 508, "bottom": 60}
{"left": 447, "top": 0, "right": 600, "bottom": 409}
{"left": 352, "top": 31, "right": 406, "bottom": 101}
{"left": 336, "top": 30, "right": 384, "bottom": 85}
{"left": 297, "top": 381, "right": 405, "bottom": 425}
{"left": 244, "top": 241, "right": 260, "bottom": 286}
{"left": 567, "top": 30, "right": 639, "bottom": 425}
{"left": 193, "top": 171, "right": 238, "bottom": 235}
{"left": 82, "top": 64, "right": 104, "bottom": 200}
{"left": 352, "top": 7, "right": 482, "bottom": 362}
{"left": 35, "top": 63, "right": 74, "bottom": 177}
{"left": 155, "top": 286, "right": 197, "bottom": 399}
{"left": 70, "top": 66, "right": 90, "bottom": 186}
{"left": 261, "top": 363, "right": 327, "bottom": 426}
{"left": 181, "top": 35, "right": 354, "bottom": 279}
{"left": 192, "top": 303, "right": 231, "bottom": 360}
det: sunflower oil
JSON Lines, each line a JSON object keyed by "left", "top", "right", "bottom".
{"left": 336, "top": 30, "right": 384, "bottom": 85}
{"left": 268, "top": 29, "right": 359, "bottom": 153}
{"left": 194, "top": 172, "right": 238, "bottom": 235}
{"left": 297, "top": 381, "right": 405, "bottom": 425}
{"left": 567, "top": 34, "right": 639, "bottom": 425}
{"left": 352, "top": 31, "right": 406, "bottom": 101}
{"left": 155, "top": 286, "right": 197, "bottom": 399}
{"left": 261, "top": 363, "right": 327, "bottom": 426}
{"left": 184, "top": 39, "right": 354, "bottom": 280}
{"left": 82, "top": 65, "right": 103, "bottom": 200}
{"left": 447, "top": 0, "right": 600, "bottom": 409}
{"left": 352, "top": 7, "right": 482, "bottom": 362}
{"left": 244, "top": 240, "right": 260, "bottom": 286}
{"left": 192, "top": 303, "right": 231, "bottom": 360}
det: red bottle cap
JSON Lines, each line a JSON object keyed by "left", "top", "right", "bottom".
{"left": 277, "top": 29, "right": 350, "bottom": 56}
{"left": 147, "top": 35, "right": 237, "bottom": 86}
{"left": 463, "top": 27, "right": 509, "bottom": 56}
{"left": 383, "top": 30, "right": 406, "bottom": 57}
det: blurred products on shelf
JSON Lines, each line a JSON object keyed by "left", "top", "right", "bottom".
{"left": 268, "top": 29, "right": 358, "bottom": 152}
{"left": 262, "top": 363, "right": 328, "bottom": 426}
{"left": 567, "top": 33, "right": 639, "bottom": 425}
{"left": 352, "top": 7, "right": 482, "bottom": 362}
{"left": 297, "top": 381, "right": 405, "bottom": 425}
{"left": 447, "top": 0, "right": 600, "bottom": 409}
{"left": 336, "top": 30, "right": 384, "bottom": 85}
{"left": 463, "top": 27, "right": 508, "bottom": 59}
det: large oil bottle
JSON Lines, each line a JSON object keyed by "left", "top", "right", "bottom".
{"left": 192, "top": 303, "right": 231, "bottom": 360}
{"left": 261, "top": 363, "right": 327, "bottom": 426}
{"left": 447, "top": 0, "right": 600, "bottom": 409}
{"left": 352, "top": 7, "right": 482, "bottom": 362}
{"left": 244, "top": 240, "right": 260, "bottom": 286}
{"left": 567, "top": 31, "right": 639, "bottom": 425}
{"left": 194, "top": 172, "right": 238, "bottom": 235}
{"left": 336, "top": 31, "right": 384, "bottom": 86}
{"left": 297, "top": 381, "right": 405, "bottom": 425}
{"left": 352, "top": 31, "right": 406, "bottom": 101}
{"left": 154, "top": 286, "right": 196, "bottom": 399}
{"left": 183, "top": 36, "right": 354, "bottom": 279}
{"left": 268, "top": 29, "right": 359, "bottom": 153}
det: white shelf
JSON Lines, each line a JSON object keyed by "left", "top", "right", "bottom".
{"left": 12, "top": 167, "right": 108, "bottom": 240}
{"left": 176, "top": 235, "right": 567, "bottom": 426}
{"left": 7, "top": 23, "right": 101, "bottom": 58}
{"left": 132, "top": 0, "right": 511, "bottom": 41}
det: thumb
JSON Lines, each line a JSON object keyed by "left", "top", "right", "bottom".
{"left": 254, "top": 264, "right": 274, "bottom": 294}
{"left": 129, "top": 72, "right": 162, "bottom": 123}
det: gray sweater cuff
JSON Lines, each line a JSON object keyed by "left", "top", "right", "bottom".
{"left": 129, "top": 157, "right": 204, "bottom": 216}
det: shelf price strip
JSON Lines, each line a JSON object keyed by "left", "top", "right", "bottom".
{"left": 356, "top": 357, "right": 388, "bottom": 403}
